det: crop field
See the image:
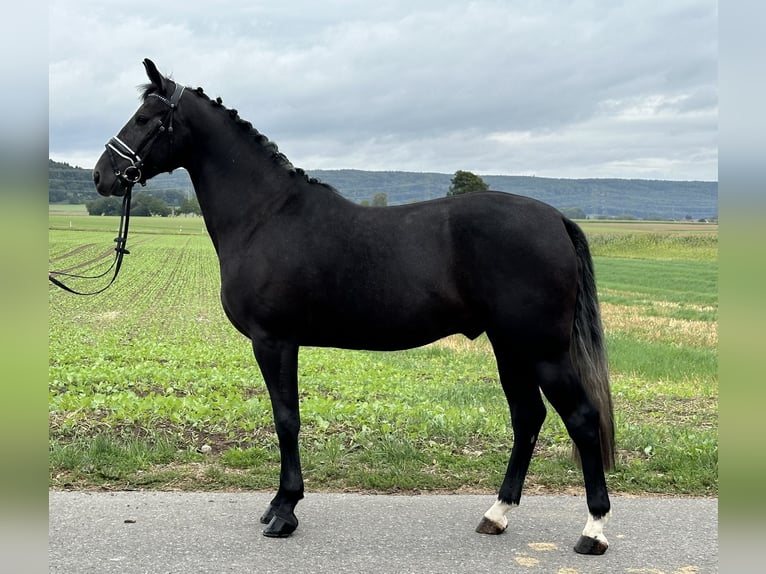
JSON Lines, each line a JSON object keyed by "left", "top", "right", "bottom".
{"left": 49, "top": 213, "right": 717, "bottom": 496}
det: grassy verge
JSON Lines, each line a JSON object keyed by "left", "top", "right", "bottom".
{"left": 49, "top": 217, "right": 717, "bottom": 496}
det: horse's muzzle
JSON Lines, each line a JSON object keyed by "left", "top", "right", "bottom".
{"left": 93, "top": 158, "right": 130, "bottom": 197}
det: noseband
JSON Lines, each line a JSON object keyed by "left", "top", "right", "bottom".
{"left": 106, "top": 82, "right": 185, "bottom": 188}
{"left": 49, "top": 82, "right": 185, "bottom": 296}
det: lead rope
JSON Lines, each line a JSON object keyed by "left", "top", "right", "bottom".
{"left": 48, "top": 188, "right": 133, "bottom": 296}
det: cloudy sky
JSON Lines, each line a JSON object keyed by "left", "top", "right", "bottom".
{"left": 49, "top": 0, "right": 717, "bottom": 180}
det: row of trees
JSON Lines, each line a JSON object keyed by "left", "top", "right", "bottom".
{"left": 86, "top": 194, "right": 201, "bottom": 217}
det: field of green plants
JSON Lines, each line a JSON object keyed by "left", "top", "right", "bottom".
{"left": 49, "top": 213, "right": 718, "bottom": 496}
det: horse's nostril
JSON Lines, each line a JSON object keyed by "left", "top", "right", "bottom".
{"left": 93, "top": 170, "right": 100, "bottom": 186}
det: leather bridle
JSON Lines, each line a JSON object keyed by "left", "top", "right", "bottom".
{"left": 49, "top": 82, "right": 185, "bottom": 295}
{"left": 105, "top": 82, "right": 185, "bottom": 188}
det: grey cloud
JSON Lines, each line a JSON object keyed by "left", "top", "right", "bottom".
{"left": 49, "top": 0, "right": 717, "bottom": 180}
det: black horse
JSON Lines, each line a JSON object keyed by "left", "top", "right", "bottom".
{"left": 93, "top": 59, "right": 615, "bottom": 555}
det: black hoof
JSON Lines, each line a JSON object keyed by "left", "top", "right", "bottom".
{"left": 260, "top": 504, "right": 276, "bottom": 525}
{"left": 475, "top": 516, "right": 506, "bottom": 535}
{"left": 262, "top": 512, "right": 298, "bottom": 538}
{"left": 574, "top": 535, "right": 608, "bottom": 555}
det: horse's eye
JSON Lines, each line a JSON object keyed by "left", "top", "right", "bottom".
{"left": 136, "top": 115, "right": 149, "bottom": 125}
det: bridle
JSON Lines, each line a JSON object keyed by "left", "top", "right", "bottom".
{"left": 106, "top": 82, "right": 185, "bottom": 187}
{"left": 49, "top": 82, "right": 185, "bottom": 296}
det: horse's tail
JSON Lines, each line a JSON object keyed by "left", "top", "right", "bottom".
{"left": 563, "top": 217, "right": 615, "bottom": 471}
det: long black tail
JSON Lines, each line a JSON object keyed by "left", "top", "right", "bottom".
{"left": 563, "top": 217, "right": 615, "bottom": 471}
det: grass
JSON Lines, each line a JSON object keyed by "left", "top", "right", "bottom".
{"left": 49, "top": 213, "right": 717, "bottom": 496}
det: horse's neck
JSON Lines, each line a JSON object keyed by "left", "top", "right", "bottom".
{"left": 183, "top": 122, "right": 294, "bottom": 250}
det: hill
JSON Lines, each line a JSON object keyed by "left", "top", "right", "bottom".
{"left": 49, "top": 160, "right": 717, "bottom": 220}
{"left": 308, "top": 169, "right": 717, "bottom": 220}
{"left": 49, "top": 159, "right": 194, "bottom": 207}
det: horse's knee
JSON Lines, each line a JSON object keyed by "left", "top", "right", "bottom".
{"left": 565, "top": 404, "right": 601, "bottom": 444}
{"left": 273, "top": 410, "right": 300, "bottom": 437}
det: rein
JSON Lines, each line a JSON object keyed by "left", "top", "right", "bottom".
{"left": 49, "top": 82, "right": 185, "bottom": 296}
{"left": 48, "top": 189, "right": 133, "bottom": 295}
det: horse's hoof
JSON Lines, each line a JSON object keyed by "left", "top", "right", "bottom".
{"left": 475, "top": 516, "right": 507, "bottom": 535}
{"left": 262, "top": 513, "right": 298, "bottom": 538}
{"left": 259, "top": 504, "right": 276, "bottom": 525}
{"left": 574, "top": 535, "right": 608, "bottom": 555}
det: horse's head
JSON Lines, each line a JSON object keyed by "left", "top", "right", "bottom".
{"left": 93, "top": 59, "right": 187, "bottom": 197}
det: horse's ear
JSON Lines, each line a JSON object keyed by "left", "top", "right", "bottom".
{"left": 143, "top": 59, "right": 165, "bottom": 90}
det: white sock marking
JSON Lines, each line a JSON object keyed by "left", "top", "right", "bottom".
{"left": 582, "top": 512, "right": 610, "bottom": 545}
{"left": 483, "top": 499, "right": 516, "bottom": 529}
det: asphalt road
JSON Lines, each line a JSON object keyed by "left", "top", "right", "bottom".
{"left": 49, "top": 491, "right": 718, "bottom": 573}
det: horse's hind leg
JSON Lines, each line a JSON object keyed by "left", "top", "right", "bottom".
{"left": 477, "top": 350, "right": 547, "bottom": 535}
{"left": 536, "top": 355, "right": 611, "bottom": 555}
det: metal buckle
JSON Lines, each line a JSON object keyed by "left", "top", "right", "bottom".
{"left": 123, "top": 165, "right": 142, "bottom": 183}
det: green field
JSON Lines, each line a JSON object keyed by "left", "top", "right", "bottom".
{"left": 49, "top": 204, "right": 89, "bottom": 216}
{"left": 49, "top": 213, "right": 717, "bottom": 496}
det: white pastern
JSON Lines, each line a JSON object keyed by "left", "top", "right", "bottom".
{"left": 483, "top": 500, "right": 516, "bottom": 530}
{"left": 582, "top": 511, "right": 610, "bottom": 545}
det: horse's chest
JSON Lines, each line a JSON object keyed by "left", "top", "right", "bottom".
{"left": 219, "top": 262, "right": 302, "bottom": 338}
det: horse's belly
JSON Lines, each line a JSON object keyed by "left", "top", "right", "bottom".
{"left": 299, "top": 305, "right": 481, "bottom": 351}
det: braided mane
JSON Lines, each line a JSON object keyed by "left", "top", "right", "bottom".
{"left": 140, "top": 82, "right": 331, "bottom": 189}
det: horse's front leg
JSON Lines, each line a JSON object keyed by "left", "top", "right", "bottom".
{"left": 252, "top": 337, "right": 303, "bottom": 538}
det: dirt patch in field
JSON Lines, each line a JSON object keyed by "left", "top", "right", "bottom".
{"left": 430, "top": 335, "right": 492, "bottom": 354}
{"left": 425, "top": 305, "right": 717, "bottom": 352}
{"left": 601, "top": 303, "right": 717, "bottom": 348}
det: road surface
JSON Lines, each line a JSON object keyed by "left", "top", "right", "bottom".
{"left": 49, "top": 491, "right": 717, "bottom": 573}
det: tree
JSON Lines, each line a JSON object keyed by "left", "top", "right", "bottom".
{"left": 131, "top": 193, "right": 171, "bottom": 217}
{"left": 372, "top": 192, "right": 388, "bottom": 207}
{"left": 178, "top": 197, "right": 202, "bottom": 216}
{"left": 85, "top": 196, "right": 122, "bottom": 216}
{"left": 447, "top": 170, "right": 489, "bottom": 196}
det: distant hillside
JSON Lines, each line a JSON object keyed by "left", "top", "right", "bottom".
{"left": 308, "top": 169, "right": 718, "bottom": 220}
{"left": 49, "top": 160, "right": 717, "bottom": 220}
{"left": 49, "top": 160, "right": 194, "bottom": 206}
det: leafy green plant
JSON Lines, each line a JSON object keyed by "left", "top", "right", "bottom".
{"left": 49, "top": 218, "right": 717, "bottom": 495}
